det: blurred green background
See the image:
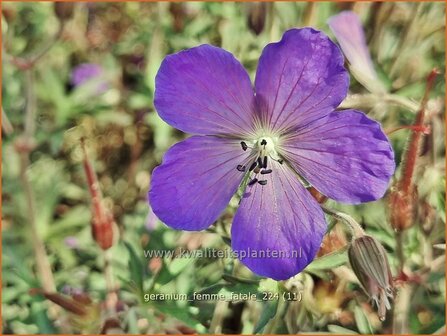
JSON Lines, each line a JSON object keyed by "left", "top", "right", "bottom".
{"left": 1, "top": 2, "right": 445, "bottom": 334}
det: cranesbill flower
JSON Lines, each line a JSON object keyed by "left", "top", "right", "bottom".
{"left": 328, "top": 11, "right": 385, "bottom": 93}
{"left": 149, "top": 28, "right": 395, "bottom": 280}
{"left": 71, "top": 63, "right": 108, "bottom": 93}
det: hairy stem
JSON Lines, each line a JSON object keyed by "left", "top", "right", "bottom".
{"left": 321, "top": 205, "right": 365, "bottom": 239}
{"left": 399, "top": 69, "right": 439, "bottom": 194}
{"left": 2, "top": 107, "right": 14, "bottom": 136}
{"left": 103, "top": 250, "right": 117, "bottom": 314}
{"left": 395, "top": 230, "right": 405, "bottom": 273}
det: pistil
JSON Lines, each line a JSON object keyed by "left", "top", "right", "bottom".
{"left": 236, "top": 136, "right": 283, "bottom": 187}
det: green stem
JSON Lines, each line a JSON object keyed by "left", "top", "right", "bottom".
{"left": 321, "top": 205, "right": 365, "bottom": 239}
{"left": 264, "top": 297, "right": 287, "bottom": 334}
{"left": 395, "top": 230, "right": 405, "bottom": 273}
{"left": 104, "top": 250, "right": 117, "bottom": 315}
{"left": 2, "top": 107, "right": 14, "bottom": 136}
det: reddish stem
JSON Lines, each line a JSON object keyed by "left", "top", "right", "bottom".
{"left": 399, "top": 69, "right": 439, "bottom": 194}
{"left": 386, "top": 125, "right": 431, "bottom": 135}
{"left": 81, "top": 138, "right": 103, "bottom": 217}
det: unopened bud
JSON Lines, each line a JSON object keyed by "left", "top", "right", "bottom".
{"left": 247, "top": 2, "right": 267, "bottom": 35}
{"left": 388, "top": 188, "right": 416, "bottom": 231}
{"left": 91, "top": 203, "right": 117, "bottom": 250}
{"left": 54, "top": 2, "right": 75, "bottom": 22}
{"left": 30, "top": 289, "right": 88, "bottom": 316}
{"left": 81, "top": 138, "right": 118, "bottom": 250}
{"left": 348, "top": 235, "right": 394, "bottom": 321}
{"left": 169, "top": 3, "right": 186, "bottom": 33}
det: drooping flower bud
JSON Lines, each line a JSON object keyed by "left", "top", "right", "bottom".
{"left": 348, "top": 235, "right": 394, "bottom": 321}
{"left": 81, "top": 138, "right": 117, "bottom": 250}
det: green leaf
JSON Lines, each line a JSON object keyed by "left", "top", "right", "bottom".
{"left": 152, "top": 301, "right": 206, "bottom": 333}
{"left": 194, "top": 283, "right": 226, "bottom": 296}
{"left": 30, "top": 301, "right": 57, "bottom": 334}
{"left": 156, "top": 257, "right": 195, "bottom": 286}
{"left": 305, "top": 247, "right": 348, "bottom": 272}
{"left": 219, "top": 282, "right": 260, "bottom": 301}
{"left": 354, "top": 306, "right": 373, "bottom": 334}
{"left": 327, "top": 324, "right": 358, "bottom": 334}
{"left": 254, "top": 300, "right": 279, "bottom": 334}
{"left": 124, "top": 241, "right": 145, "bottom": 294}
{"left": 125, "top": 307, "right": 140, "bottom": 334}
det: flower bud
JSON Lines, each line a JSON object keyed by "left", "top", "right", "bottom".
{"left": 169, "top": 3, "right": 186, "bottom": 33}
{"left": 91, "top": 202, "right": 117, "bottom": 250}
{"left": 246, "top": 2, "right": 267, "bottom": 35}
{"left": 348, "top": 235, "right": 394, "bottom": 321}
{"left": 54, "top": 2, "right": 75, "bottom": 22}
{"left": 81, "top": 139, "right": 118, "bottom": 250}
{"left": 388, "top": 188, "right": 417, "bottom": 231}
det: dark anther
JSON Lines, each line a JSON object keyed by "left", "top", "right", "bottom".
{"left": 257, "top": 157, "right": 263, "bottom": 167}
{"left": 262, "top": 156, "right": 268, "bottom": 168}
{"left": 249, "top": 161, "right": 257, "bottom": 171}
{"left": 261, "top": 169, "right": 272, "bottom": 175}
{"left": 248, "top": 178, "right": 258, "bottom": 186}
{"left": 260, "top": 139, "right": 267, "bottom": 146}
{"left": 278, "top": 159, "right": 284, "bottom": 164}
{"left": 240, "top": 141, "right": 248, "bottom": 151}
{"left": 258, "top": 180, "right": 268, "bottom": 185}
{"left": 237, "top": 165, "right": 246, "bottom": 172}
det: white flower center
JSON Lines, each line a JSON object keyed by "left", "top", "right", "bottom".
{"left": 256, "top": 136, "right": 278, "bottom": 158}
{"left": 236, "top": 136, "right": 284, "bottom": 187}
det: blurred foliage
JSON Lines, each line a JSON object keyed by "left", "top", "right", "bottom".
{"left": 2, "top": 2, "right": 445, "bottom": 334}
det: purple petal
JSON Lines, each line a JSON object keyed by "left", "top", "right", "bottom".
{"left": 280, "top": 110, "right": 395, "bottom": 203}
{"left": 328, "top": 11, "right": 379, "bottom": 86}
{"left": 231, "top": 161, "right": 326, "bottom": 280}
{"left": 71, "top": 63, "right": 109, "bottom": 94}
{"left": 64, "top": 236, "right": 79, "bottom": 249}
{"left": 71, "top": 63, "right": 103, "bottom": 86}
{"left": 145, "top": 206, "right": 159, "bottom": 232}
{"left": 254, "top": 28, "right": 349, "bottom": 134}
{"left": 154, "top": 45, "right": 256, "bottom": 137}
{"left": 149, "top": 136, "right": 254, "bottom": 230}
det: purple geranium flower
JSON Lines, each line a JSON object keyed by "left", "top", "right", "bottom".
{"left": 71, "top": 63, "right": 108, "bottom": 93}
{"left": 149, "top": 28, "right": 395, "bottom": 280}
